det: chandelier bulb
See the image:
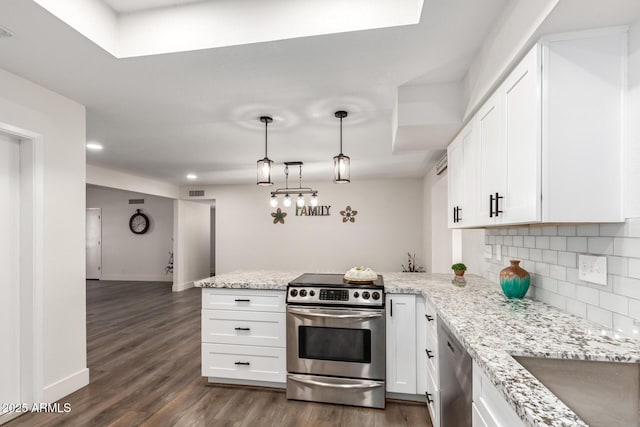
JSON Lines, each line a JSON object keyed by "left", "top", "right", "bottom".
{"left": 296, "top": 193, "right": 305, "bottom": 208}
{"left": 283, "top": 194, "right": 291, "bottom": 207}
{"left": 270, "top": 194, "right": 278, "bottom": 207}
{"left": 310, "top": 193, "right": 318, "bottom": 207}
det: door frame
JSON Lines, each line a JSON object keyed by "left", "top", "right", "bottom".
{"left": 86, "top": 208, "right": 102, "bottom": 280}
{"left": 0, "top": 121, "right": 44, "bottom": 411}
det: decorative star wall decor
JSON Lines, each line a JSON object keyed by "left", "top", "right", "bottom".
{"left": 340, "top": 205, "right": 358, "bottom": 223}
{"left": 271, "top": 208, "right": 287, "bottom": 224}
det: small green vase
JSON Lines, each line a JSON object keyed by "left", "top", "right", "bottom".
{"left": 500, "top": 260, "right": 530, "bottom": 299}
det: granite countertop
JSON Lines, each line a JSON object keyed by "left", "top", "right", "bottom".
{"left": 195, "top": 271, "right": 640, "bottom": 427}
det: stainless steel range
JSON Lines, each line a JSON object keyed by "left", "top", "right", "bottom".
{"left": 286, "top": 273, "right": 386, "bottom": 409}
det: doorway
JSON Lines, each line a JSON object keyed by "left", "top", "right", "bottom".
{"left": 0, "top": 126, "right": 41, "bottom": 424}
{"left": 86, "top": 208, "right": 102, "bottom": 280}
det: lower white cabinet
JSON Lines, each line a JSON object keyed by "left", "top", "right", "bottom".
{"left": 472, "top": 361, "right": 525, "bottom": 427}
{"left": 201, "top": 288, "right": 286, "bottom": 386}
{"left": 386, "top": 294, "right": 416, "bottom": 394}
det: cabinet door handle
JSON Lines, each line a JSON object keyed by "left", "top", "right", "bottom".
{"left": 234, "top": 361, "right": 250, "bottom": 366}
{"left": 425, "top": 392, "right": 434, "bottom": 404}
{"left": 425, "top": 314, "right": 434, "bottom": 322}
{"left": 489, "top": 194, "right": 495, "bottom": 217}
{"left": 425, "top": 349, "right": 434, "bottom": 359}
{"left": 234, "top": 327, "right": 251, "bottom": 331}
{"left": 447, "top": 341, "right": 455, "bottom": 354}
{"left": 390, "top": 299, "right": 393, "bottom": 317}
{"left": 452, "top": 206, "right": 457, "bottom": 223}
{"left": 495, "top": 192, "right": 503, "bottom": 216}
{"left": 234, "top": 299, "right": 251, "bottom": 302}
{"left": 457, "top": 206, "right": 462, "bottom": 222}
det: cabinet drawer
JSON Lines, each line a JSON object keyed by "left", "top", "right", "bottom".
{"left": 202, "top": 288, "right": 285, "bottom": 312}
{"left": 202, "top": 310, "right": 285, "bottom": 347}
{"left": 201, "top": 343, "right": 286, "bottom": 383}
{"left": 426, "top": 366, "right": 441, "bottom": 427}
{"left": 473, "top": 362, "right": 525, "bottom": 427}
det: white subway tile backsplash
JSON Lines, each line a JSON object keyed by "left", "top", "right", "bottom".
{"left": 543, "top": 250, "right": 558, "bottom": 264}
{"left": 587, "top": 237, "right": 614, "bottom": 255}
{"left": 600, "top": 223, "right": 625, "bottom": 237}
{"left": 586, "top": 305, "right": 613, "bottom": 329}
{"left": 629, "top": 298, "right": 640, "bottom": 319}
{"left": 558, "top": 252, "right": 577, "bottom": 268}
{"left": 536, "top": 236, "right": 550, "bottom": 249}
{"left": 607, "top": 256, "right": 628, "bottom": 276}
{"left": 599, "top": 291, "right": 629, "bottom": 315}
{"left": 577, "top": 286, "right": 599, "bottom": 305}
{"left": 566, "top": 299, "right": 587, "bottom": 318}
{"left": 567, "top": 237, "right": 587, "bottom": 252}
{"left": 529, "top": 248, "right": 543, "bottom": 262}
{"left": 524, "top": 236, "right": 536, "bottom": 248}
{"left": 613, "top": 276, "right": 640, "bottom": 299}
{"left": 483, "top": 218, "right": 640, "bottom": 338}
{"left": 577, "top": 224, "right": 600, "bottom": 236}
{"left": 558, "top": 281, "right": 577, "bottom": 298}
{"left": 557, "top": 225, "right": 577, "bottom": 236}
{"left": 549, "top": 265, "right": 567, "bottom": 281}
{"left": 550, "top": 236, "right": 567, "bottom": 251}
{"left": 614, "top": 237, "right": 640, "bottom": 258}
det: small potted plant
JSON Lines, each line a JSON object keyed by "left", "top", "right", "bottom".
{"left": 451, "top": 263, "right": 467, "bottom": 277}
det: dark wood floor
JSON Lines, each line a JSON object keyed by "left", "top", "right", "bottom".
{"left": 8, "top": 280, "right": 432, "bottom": 427}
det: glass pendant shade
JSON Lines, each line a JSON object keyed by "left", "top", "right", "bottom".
{"left": 296, "top": 193, "right": 305, "bottom": 207}
{"left": 310, "top": 193, "right": 318, "bottom": 207}
{"left": 257, "top": 157, "right": 273, "bottom": 186}
{"left": 333, "top": 153, "right": 350, "bottom": 183}
{"left": 283, "top": 194, "right": 291, "bottom": 207}
{"left": 270, "top": 194, "right": 278, "bottom": 207}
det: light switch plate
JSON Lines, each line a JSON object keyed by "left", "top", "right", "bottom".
{"left": 578, "top": 254, "right": 607, "bottom": 286}
{"left": 496, "top": 245, "right": 502, "bottom": 261}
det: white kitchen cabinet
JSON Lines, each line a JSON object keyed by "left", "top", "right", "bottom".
{"left": 386, "top": 293, "right": 416, "bottom": 394}
{"left": 473, "top": 361, "right": 525, "bottom": 427}
{"left": 449, "top": 28, "right": 626, "bottom": 228}
{"left": 201, "top": 288, "right": 286, "bottom": 386}
{"left": 448, "top": 121, "right": 481, "bottom": 227}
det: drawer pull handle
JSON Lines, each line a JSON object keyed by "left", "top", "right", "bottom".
{"left": 234, "top": 299, "right": 251, "bottom": 302}
{"left": 425, "top": 314, "right": 434, "bottom": 322}
{"left": 234, "top": 362, "right": 250, "bottom": 366}
{"left": 426, "top": 392, "right": 433, "bottom": 404}
{"left": 425, "top": 349, "right": 434, "bottom": 359}
{"left": 234, "top": 327, "right": 251, "bottom": 331}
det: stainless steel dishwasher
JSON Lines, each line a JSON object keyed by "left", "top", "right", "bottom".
{"left": 438, "top": 319, "right": 472, "bottom": 427}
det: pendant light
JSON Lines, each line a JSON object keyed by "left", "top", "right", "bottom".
{"left": 257, "top": 116, "right": 273, "bottom": 186}
{"left": 333, "top": 110, "right": 350, "bottom": 183}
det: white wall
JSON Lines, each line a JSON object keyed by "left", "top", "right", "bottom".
{"left": 184, "top": 179, "right": 424, "bottom": 274}
{"left": 87, "top": 164, "right": 180, "bottom": 199}
{"left": 424, "top": 169, "right": 452, "bottom": 273}
{"left": 86, "top": 185, "right": 174, "bottom": 281}
{"left": 173, "top": 200, "right": 211, "bottom": 291}
{"left": 0, "top": 67, "right": 88, "bottom": 400}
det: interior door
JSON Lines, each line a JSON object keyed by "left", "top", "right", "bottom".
{"left": 0, "top": 134, "right": 21, "bottom": 417}
{"left": 86, "top": 208, "right": 102, "bottom": 279}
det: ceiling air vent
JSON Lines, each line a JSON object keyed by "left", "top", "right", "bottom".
{"left": 128, "top": 199, "right": 145, "bottom": 204}
{"left": 435, "top": 153, "right": 448, "bottom": 175}
{"left": 189, "top": 190, "right": 205, "bottom": 197}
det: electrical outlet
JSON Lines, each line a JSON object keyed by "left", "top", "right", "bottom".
{"left": 496, "top": 244, "right": 502, "bottom": 261}
{"left": 578, "top": 254, "right": 607, "bottom": 286}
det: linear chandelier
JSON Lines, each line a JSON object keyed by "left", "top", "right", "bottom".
{"left": 270, "top": 162, "right": 318, "bottom": 208}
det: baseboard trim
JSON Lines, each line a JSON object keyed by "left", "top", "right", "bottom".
{"left": 42, "top": 368, "right": 90, "bottom": 403}
{"left": 172, "top": 281, "right": 194, "bottom": 292}
{"left": 99, "top": 274, "right": 172, "bottom": 282}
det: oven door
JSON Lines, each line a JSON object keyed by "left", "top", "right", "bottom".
{"left": 286, "top": 306, "right": 386, "bottom": 380}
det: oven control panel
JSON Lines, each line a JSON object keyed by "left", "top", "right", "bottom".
{"left": 287, "top": 286, "right": 384, "bottom": 307}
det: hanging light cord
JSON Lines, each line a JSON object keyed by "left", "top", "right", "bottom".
{"left": 264, "top": 120, "right": 269, "bottom": 158}
{"left": 339, "top": 115, "right": 343, "bottom": 155}
{"left": 298, "top": 165, "right": 303, "bottom": 189}
{"left": 284, "top": 165, "right": 289, "bottom": 188}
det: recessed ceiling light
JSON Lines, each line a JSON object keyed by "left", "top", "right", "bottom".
{"left": 0, "top": 26, "right": 13, "bottom": 38}
{"left": 186, "top": 174, "right": 197, "bottom": 180}
{"left": 86, "top": 142, "right": 103, "bottom": 151}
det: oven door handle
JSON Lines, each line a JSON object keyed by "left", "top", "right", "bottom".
{"left": 287, "top": 307, "right": 383, "bottom": 319}
{"left": 288, "top": 375, "right": 384, "bottom": 389}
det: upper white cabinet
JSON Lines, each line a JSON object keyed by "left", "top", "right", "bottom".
{"left": 449, "top": 28, "right": 626, "bottom": 228}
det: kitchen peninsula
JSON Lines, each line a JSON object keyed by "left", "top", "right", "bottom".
{"left": 196, "top": 271, "right": 640, "bottom": 427}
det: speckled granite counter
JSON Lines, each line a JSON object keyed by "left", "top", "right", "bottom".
{"left": 195, "top": 271, "right": 640, "bottom": 427}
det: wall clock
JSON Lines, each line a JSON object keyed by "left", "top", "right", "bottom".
{"left": 129, "top": 209, "right": 150, "bottom": 234}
